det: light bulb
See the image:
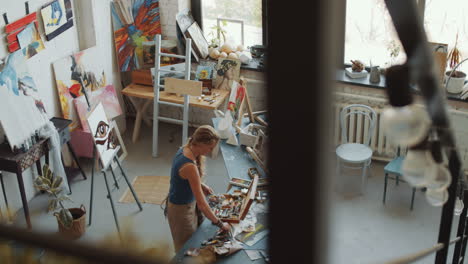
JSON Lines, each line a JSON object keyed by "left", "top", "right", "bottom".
{"left": 454, "top": 198, "right": 464, "bottom": 216}
{"left": 426, "top": 188, "right": 449, "bottom": 207}
{"left": 424, "top": 163, "right": 451, "bottom": 191}
{"left": 402, "top": 149, "right": 435, "bottom": 187}
{"left": 382, "top": 105, "right": 431, "bottom": 147}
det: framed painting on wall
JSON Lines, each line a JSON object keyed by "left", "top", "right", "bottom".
{"left": 185, "top": 22, "right": 209, "bottom": 60}
{"left": 40, "top": 0, "right": 74, "bottom": 41}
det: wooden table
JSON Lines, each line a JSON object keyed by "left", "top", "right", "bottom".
{"left": 122, "top": 83, "right": 230, "bottom": 142}
{"left": 0, "top": 139, "right": 49, "bottom": 229}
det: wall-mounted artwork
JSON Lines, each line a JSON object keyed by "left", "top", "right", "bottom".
{"left": 87, "top": 103, "right": 120, "bottom": 169}
{"left": 185, "top": 22, "right": 209, "bottom": 60}
{"left": 53, "top": 47, "right": 114, "bottom": 131}
{"left": 5, "top": 12, "right": 40, "bottom": 53}
{"left": 0, "top": 51, "right": 49, "bottom": 151}
{"left": 41, "top": 0, "right": 74, "bottom": 41}
{"left": 74, "top": 85, "right": 122, "bottom": 133}
{"left": 17, "top": 23, "right": 45, "bottom": 59}
{"left": 213, "top": 58, "right": 241, "bottom": 90}
{"left": 111, "top": 0, "right": 162, "bottom": 71}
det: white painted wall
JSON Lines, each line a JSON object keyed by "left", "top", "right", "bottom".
{"left": 0, "top": 0, "right": 195, "bottom": 217}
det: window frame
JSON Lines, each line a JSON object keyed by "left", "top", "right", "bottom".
{"left": 191, "top": 0, "right": 268, "bottom": 46}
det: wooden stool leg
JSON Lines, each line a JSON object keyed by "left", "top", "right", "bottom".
{"left": 16, "top": 170, "right": 31, "bottom": 229}
{"left": 0, "top": 172, "right": 10, "bottom": 219}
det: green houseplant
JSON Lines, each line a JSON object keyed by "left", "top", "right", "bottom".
{"left": 34, "top": 164, "right": 86, "bottom": 239}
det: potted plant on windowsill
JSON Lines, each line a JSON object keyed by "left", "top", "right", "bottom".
{"left": 445, "top": 34, "right": 466, "bottom": 94}
{"left": 34, "top": 164, "right": 86, "bottom": 240}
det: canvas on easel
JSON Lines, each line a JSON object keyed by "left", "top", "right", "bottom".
{"left": 87, "top": 103, "right": 120, "bottom": 170}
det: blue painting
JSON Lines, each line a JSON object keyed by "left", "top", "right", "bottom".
{"left": 40, "top": 0, "right": 74, "bottom": 41}
{"left": 0, "top": 51, "right": 49, "bottom": 151}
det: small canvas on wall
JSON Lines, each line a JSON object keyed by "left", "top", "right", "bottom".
{"left": 17, "top": 23, "right": 45, "bottom": 59}
{"left": 0, "top": 51, "right": 49, "bottom": 151}
{"left": 111, "top": 0, "right": 162, "bottom": 71}
{"left": 41, "top": 0, "right": 74, "bottom": 41}
{"left": 87, "top": 103, "right": 120, "bottom": 169}
{"left": 5, "top": 12, "right": 40, "bottom": 53}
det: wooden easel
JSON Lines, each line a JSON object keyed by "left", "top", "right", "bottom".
{"left": 234, "top": 78, "right": 255, "bottom": 133}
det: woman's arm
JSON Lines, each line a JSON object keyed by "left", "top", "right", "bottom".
{"left": 180, "top": 164, "right": 219, "bottom": 223}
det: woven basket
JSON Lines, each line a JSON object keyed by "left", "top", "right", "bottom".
{"left": 56, "top": 205, "right": 86, "bottom": 240}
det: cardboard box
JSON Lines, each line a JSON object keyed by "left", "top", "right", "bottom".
{"left": 239, "top": 124, "right": 266, "bottom": 147}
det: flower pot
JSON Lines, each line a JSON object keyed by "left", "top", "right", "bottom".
{"left": 56, "top": 205, "right": 86, "bottom": 240}
{"left": 445, "top": 71, "right": 466, "bottom": 94}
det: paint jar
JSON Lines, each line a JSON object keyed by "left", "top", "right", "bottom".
{"left": 369, "top": 66, "right": 381, "bottom": 83}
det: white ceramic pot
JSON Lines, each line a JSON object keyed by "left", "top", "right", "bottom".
{"left": 445, "top": 71, "right": 466, "bottom": 94}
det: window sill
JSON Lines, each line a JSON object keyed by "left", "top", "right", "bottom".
{"left": 335, "top": 69, "right": 468, "bottom": 103}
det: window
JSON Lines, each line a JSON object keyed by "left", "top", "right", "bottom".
{"left": 344, "top": 0, "right": 407, "bottom": 68}
{"left": 199, "top": 0, "right": 264, "bottom": 48}
{"left": 424, "top": 0, "right": 468, "bottom": 73}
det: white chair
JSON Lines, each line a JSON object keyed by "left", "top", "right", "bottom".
{"left": 336, "top": 104, "right": 377, "bottom": 194}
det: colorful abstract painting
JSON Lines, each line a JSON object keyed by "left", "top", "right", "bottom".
{"left": 111, "top": 0, "right": 162, "bottom": 71}
{"left": 0, "top": 51, "right": 49, "bottom": 151}
{"left": 74, "top": 85, "right": 122, "bottom": 133}
{"left": 17, "top": 23, "right": 45, "bottom": 59}
{"left": 53, "top": 47, "right": 114, "bottom": 131}
{"left": 195, "top": 65, "right": 213, "bottom": 80}
{"left": 87, "top": 103, "right": 120, "bottom": 169}
{"left": 41, "top": 0, "right": 74, "bottom": 41}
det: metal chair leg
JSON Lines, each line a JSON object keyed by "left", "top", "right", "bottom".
{"left": 383, "top": 173, "right": 388, "bottom": 204}
{"left": 114, "top": 157, "right": 143, "bottom": 211}
{"left": 102, "top": 171, "right": 120, "bottom": 233}
{"left": 361, "top": 164, "right": 368, "bottom": 195}
{"left": 410, "top": 187, "right": 416, "bottom": 211}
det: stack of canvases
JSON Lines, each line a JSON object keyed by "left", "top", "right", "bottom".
{"left": 53, "top": 47, "right": 123, "bottom": 158}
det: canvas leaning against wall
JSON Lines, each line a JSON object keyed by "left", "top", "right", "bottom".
{"left": 53, "top": 47, "right": 121, "bottom": 131}
{"left": 111, "top": 0, "right": 162, "bottom": 72}
{"left": 41, "top": 0, "right": 74, "bottom": 41}
{"left": 0, "top": 51, "right": 49, "bottom": 151}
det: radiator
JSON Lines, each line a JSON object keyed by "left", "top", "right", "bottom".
{"left": 333, "top": 103, "right": 399, "bottom": 161}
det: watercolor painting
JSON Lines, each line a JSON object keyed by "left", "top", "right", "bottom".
{"left": 17, "top": 23, "right": 45, "bottom": 59}
{"left": 111, "top": 0, "right": 162, "bottom": 71}
{"left": 53, "top": 47, "right": 111, "bottom": 131}
{"left": 74, "top": 85, "right": 122, "bottom": 133}
{"left": 87, "top": 103, "right": 120, "bottom": 169}
{"left": 0, "top": 51, "right": 49, "bottom": 151}
{"left": 41, "top": 0, "right": 74, "bottom": 41}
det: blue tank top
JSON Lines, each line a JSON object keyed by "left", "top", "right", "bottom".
{"left": 168, "top": 148, "right": 196, "bottom": 204}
